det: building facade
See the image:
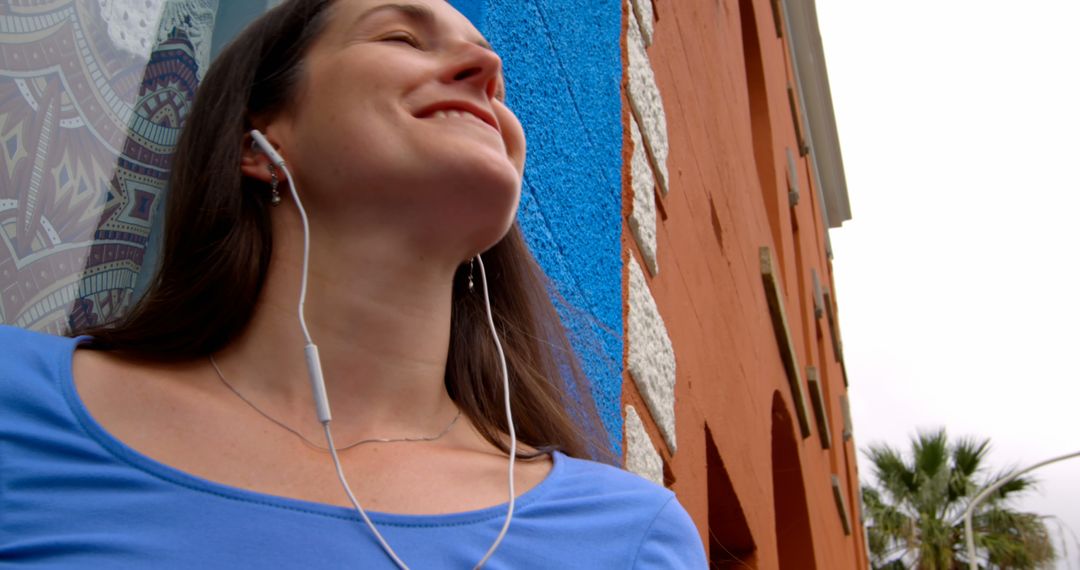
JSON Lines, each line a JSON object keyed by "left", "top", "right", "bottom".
{"left": 1, "top": 0, "right": 862, "bottom": 567}
{"left": 620, "top": 0, "right": 866, "bottom": 567}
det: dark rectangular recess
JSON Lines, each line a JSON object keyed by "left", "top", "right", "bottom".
{"left": 806, "top": 367, "right": 832, "bottom": 450}
{"left": 811, "top": 269, "right": 823, "bottom": 319}
{"left": 822, "top": 287, "right": 843, "bottom": 363}
{"left": 786, "top": 147, "right": 800, "bottom": 207}
{"left": 769, "top": 0, "right": 784, "bottom": 38}
{"left": 787, "top": 85, "right": 808, "bottom": 156}
{"left": 830, "top": 475, "right": 853, "bottom": 535}
{"left": 840, "top": 394, "right": 853, "bottom": 441}
{"left": 760, "top": 246, "right": 812, "bottom": 438}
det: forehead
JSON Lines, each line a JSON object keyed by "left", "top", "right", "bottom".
{"left": 327, "top": 0, "right": 489, "bottom": 47}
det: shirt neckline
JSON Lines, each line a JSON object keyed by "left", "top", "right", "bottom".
{"left": 60, "top": 336, "right": 564, "bottom": 526}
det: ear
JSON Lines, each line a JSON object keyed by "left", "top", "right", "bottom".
{"left": 240, "top": 131, "right": 282, "bottom": 184}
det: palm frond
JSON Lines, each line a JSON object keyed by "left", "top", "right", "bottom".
{"left": 866, "top": 443, "right": 918, "bottom": 501}
{"left": 913, "top": 428, "right": 950, "bottom": 479}
{"left": 863, "top": 485, "right": 917, "bottom": 566}
{"left": 861, "top": 428, "right": 1054, "bottom": 570}
{"left": 977, "top": 508, "right": 1055, "bottom": 569}
{"left": 947, "top": 436, "right": 991, "bottom": 503}
{"left": 982, "top": 467, "right": 1040, "bottom": 505}
{"left": 951, "top": 436, "right": 991, "bottom": 476}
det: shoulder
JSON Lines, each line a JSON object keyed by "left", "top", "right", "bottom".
{"left": 552, "top": 452, "right": 675, "bottom": 504}
{"left": 631, "top": 494, "right": 707, "bottom": 568}
{"left": 0, "top": 325, "right": 79, "bottom": 380}
{"left": 534, "top": 453, "right": 707, "bottom": 568}
{"left": 0, "top": 323, "right": 77, "bottom": 349}
{"left": 0, "top": 326, "right": 88, "bottom": 440}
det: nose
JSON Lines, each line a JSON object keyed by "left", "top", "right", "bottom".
{"left": 443, "top": 41, "right": 502, "bottom": 99}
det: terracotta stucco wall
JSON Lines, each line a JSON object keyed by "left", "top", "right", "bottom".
{"left": 620, "top": 0, "right": 867, "bottom": 567}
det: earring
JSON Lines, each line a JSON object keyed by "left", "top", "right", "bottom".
{"left": 268, "top": 163, "right": 281, "bottom": 207}
{"left": 468, "top": 258, "right": 475, "bottom": 292}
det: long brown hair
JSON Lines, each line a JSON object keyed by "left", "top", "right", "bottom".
{"left": 73, "top": 0, "right": 613, "bottom": 463}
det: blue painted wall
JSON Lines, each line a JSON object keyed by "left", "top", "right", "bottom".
{"left": 455, "top": 0, "right": 624, "bottom": 453}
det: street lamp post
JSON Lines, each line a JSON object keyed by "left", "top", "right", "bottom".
{"left": 963, "top": 450, "right": 1080, "bottom": 570}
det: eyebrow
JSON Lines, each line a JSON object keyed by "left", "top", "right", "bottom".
{"left": 351, "top": 3, "right": 494, "bottom": 52}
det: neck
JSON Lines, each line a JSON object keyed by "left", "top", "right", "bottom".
{"left": 214, "top": 215, "right": 468, "bottom": 440}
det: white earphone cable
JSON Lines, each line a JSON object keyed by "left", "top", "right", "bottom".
{"left": 472, "top": 253, "right": 516, "bottom": 569}
{"left": 250, "top": 131, "right": 516, "bottom": 569}
{"left": 323, "top": 423, "right": 412, "bottom": 570}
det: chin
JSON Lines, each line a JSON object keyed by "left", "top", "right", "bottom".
{"left": 459, "top": 188, "right": 521, "bottom": 255}
{"left": 473, "top": 201, "right": 520, "bottom": 254}
{"left": 422, "top": 169, "right": 521, "bottom": 256}
{"left": 445, "top": 150, "right": 522, "bottom": 208}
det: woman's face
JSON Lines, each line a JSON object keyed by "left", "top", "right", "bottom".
{"left": 267, "top": 0, "right": 526, "bottom": 255}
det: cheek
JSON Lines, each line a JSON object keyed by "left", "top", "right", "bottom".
{"left": 496, "top": 104, "right": 526, "bottom": 175}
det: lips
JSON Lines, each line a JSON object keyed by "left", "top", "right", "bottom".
{"left": 416, "top": 101, "right": 499, "bottom": 132}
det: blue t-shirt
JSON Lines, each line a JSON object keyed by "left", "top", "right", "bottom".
{"left": 0, "top": 326, "right": 706, "bottom": 568}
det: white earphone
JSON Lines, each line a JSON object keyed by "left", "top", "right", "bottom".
{"left": 249, "top": 130, "right": 517, "bottom": 570}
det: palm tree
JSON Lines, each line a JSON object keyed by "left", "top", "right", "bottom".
{"left": 861, "top": 428, "right": 1054, "bottom": 569}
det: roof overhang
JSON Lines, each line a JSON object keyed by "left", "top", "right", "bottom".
{"left": 781, "top": 0, "right": 851, "bottom": 228}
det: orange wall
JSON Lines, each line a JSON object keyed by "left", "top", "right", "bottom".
{"left": 621, "top": 0, "right": 867, "bottom": 568}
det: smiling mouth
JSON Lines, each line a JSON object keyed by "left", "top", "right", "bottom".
{"left": 416, "top": 103, "right": 500, "bottom": 132}
{"left": 429, "top": 109, "right": 493, "bottom": 129}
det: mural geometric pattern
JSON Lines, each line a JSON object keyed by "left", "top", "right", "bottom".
{"left": 0, "top": 0, "right": 215, "bottom": 333}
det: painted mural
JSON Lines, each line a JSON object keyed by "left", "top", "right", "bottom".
{"left": 0, "top": 0, "right": 216, "bottom": 334}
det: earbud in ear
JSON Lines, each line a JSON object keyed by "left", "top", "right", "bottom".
{"left": 250, "top": 129, "right": 286, "bottom": 166}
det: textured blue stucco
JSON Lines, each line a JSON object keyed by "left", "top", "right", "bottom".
{"left": 452, "top": 0, "right": 624, "bottom": 454}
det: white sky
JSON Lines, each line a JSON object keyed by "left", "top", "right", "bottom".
{"left": 814, "top": 1, "right": 1080, "bottom": 567}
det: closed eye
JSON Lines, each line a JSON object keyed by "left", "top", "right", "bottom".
{"left": 380, "top": 32, "right": 422, "bottom": 48}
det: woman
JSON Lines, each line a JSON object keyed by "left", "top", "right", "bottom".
{"left": 0, "top": 0, "right": 706, "bottom": 567}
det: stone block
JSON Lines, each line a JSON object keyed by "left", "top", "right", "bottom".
{"left": 626, "top": 0, "right": 670, "bottom": 196}
{"left": 630, "top": 0, "right": 655, "bottom": 47}
{"left": 628, "top": 115, "right": 658, "bottom": 275}
{"left": 624, "top": 405, "right": 664, "bottom": 486}
{"left": 627, "top": 255, "right": 677, "bottom": 453}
